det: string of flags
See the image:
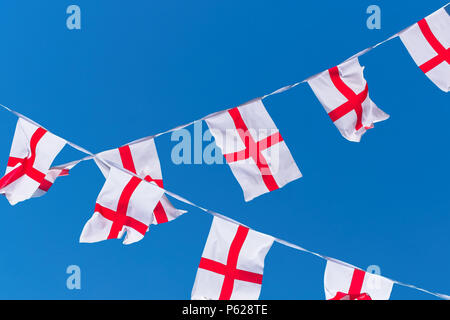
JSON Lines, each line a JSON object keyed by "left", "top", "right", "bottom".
{"left": 0, "top": 4, "right": 449, "bottom": 300}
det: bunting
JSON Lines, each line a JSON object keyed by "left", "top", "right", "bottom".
{"left": 400, "top": 7, "right": 450, "bottom": 92}
{"left": 0, "top": 4, "right": 448, "bottom": 300}
{"left": 205, "top": 99, "right": 302, "bottom": 201}
{"left": 191, "top": 217, "right": 274, "bottom": 300}
{"left": 307, "top": 58, "right": 389, "bottom": 142}
{"left": 0, "top": 118, "right": 66, "bottom": 205}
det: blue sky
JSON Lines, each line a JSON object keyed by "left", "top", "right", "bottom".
{"left": 0, "top": 1, "right": 448, "bottom": 300}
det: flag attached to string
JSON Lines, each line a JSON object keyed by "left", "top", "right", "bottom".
{"left": 324, "top": 260, "right": 394, "bottom": 300}
{"left": 205, "top": 99, "right": 302, "bottom": 202}
{"left": 191, "top": 217, "right": 274, "bottom": 300}
{"left": 400, "top": 7, "right": 449, "bottom": 92}
{"left": 31, "top": 160, "right": 81, "bottom": 198}
{"left": 80, "top": 167, "right": 164, "bottom": 245}
{"left": 0, "top": 118, "right": 66, "bottom": 205}
{"left": 307, "top": 58, "right": 389, "bottom": 142}
{"left": 93, "top": 139, "right": 186, "bottom": 225}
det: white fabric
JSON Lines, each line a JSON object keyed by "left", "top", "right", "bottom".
{"left": 400, "top": 8, "right": 450, "bottom": 92}
{"left": 93, "top": 139, "right": 186, "bottom": 225}
{"left": 79, "top": 167, "right": 164, "bottom": 245}
{"left": 307, "top": 58, "right": 389, "bottom": 142}
{"left": 205, "top": 100, "right": 302, "bottom": 201}
{"left": 0, "top": 118, "right": 66, "bottom": 205}
{"left": 324, "top": 260, "right": 394, "bottom": 300}
{"left": 191, "top": 216, "right": 274, "bottom": 300}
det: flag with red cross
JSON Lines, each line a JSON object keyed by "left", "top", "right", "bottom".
{"left": 0, "top": 118, "right": 67, "bottom": 205}
{"left": 80, "top": 166, "right": 165, "bottom": 245}
{"left": 307, "top": 58, "right": 389, "bottom": 142}
{"left": 205, "top": 99, "right": 302, "bottom": 202}
{"left": 93, "top": 139, "right": 186, "bottom": 225}
{"left": 400, "top": 7, "right": 450, "bottom": 92}
{"left": 324, "top": 260, "right": 394, "bottom": 300}
{"left": 191, "top": 216, "right": 274, "bottom": 300}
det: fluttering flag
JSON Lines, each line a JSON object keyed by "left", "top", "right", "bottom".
{"left": 191, "top": 217, "right": 274, "bottom": 300}
{"left": 324, "top": 260, "right": 394, "bottom": 300}
{"left": 205, "top": 99, "right": 302, "bottom": 202}
{"left": 400, "top": 7, "right": 450, "bottom": 92}
{"left": 79, "top": 166, "right": 164, "bottom": 245}
{"left": 0, "top": 118, "right": 66, "bottom": 205}
{"left": 93, "top": 139, "right": 186, "bottom": 225}
{"left": 307, "top": 58, "right": 389, "bottom": 142}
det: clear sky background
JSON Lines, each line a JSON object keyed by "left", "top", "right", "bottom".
{"left": 0, "top": 1, "right": 448, "bottom": 300}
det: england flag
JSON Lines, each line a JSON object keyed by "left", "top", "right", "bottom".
{"left": 80, "top": 167, "right": 164, "bottom": 245}
{"left": 308, "top": 58, "right": 389, "bottom": 142}
{"left": 205, "top": 99, "right": 302, "bottom": 202}
{"left": 94, "top": 139, "right": 186, "bottom": 225}
{"left": 192, "top": 217, "right": 274, "bottom": 300}
{"left": 400, "top": 7, "right": 450, "bottom": 92}
{"left": 0, "top": 118, "right": 66, "bottom": 205}
{"left": 324, "top": 260, "right": 394, "bottom": 300}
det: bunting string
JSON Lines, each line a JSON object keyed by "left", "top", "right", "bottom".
{"left": 1, "top": 106, "right": 449, "bottom": 300}
{"left": 0, "top": 2, "right": 449, "bottom": 300}
{"left": 26, "top": 3, "right": 447, "bottom": 170}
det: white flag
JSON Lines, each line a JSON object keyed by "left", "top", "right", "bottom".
{"left": 205, "top": 99, "right": 302, "bottom": 202}
{"left": 192, "top": 217, "right": 274, "bottom": 300}
{"left": 400, "top": 7, "right": 450, "bottom": 92}
{"left": 308, "top": 58, "right": 389, "bottom": 142}
{"left": 0, "top": 118, "right": 66, "bottom": 205}
{"left": 324, "top": 260, "right": 394, "bottom": 300}
{"left": 94, "top": 139, "right": 186, "bottom": 225}
{"left": 80, "top": 167, "right": 164, "bottom": 245}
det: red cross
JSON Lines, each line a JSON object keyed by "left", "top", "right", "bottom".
{"left": 96, "top": 175, "right": 149, "bottom": 239}
{"left": 330, "top": 268, "right": 372, "bottom": 300}
{"left": 198, "top": 225, "right": 263, "bottom": 300}
{"left": 417, "top": 18, "right": 449, "bottom": 74}
{"left": 0, "top": 127, "right": 48, "bottom": 190}
{"left": 118, "top": 145, "right": 168, "bottom": 224}
{"left": 327, "top": 66, "right": 370, "bottom": 132}
{"left": 223, "top": 107, "right": 281, "bottom": 192}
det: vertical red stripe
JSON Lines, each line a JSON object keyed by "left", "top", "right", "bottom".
{"left": 118, "top": 145, "right": 137, "bottom": 174}
{"left": 153, "top": 201, "right": 169, "bottom": 224}
{"left": 197, "top": 225, "right": 264, "bottom": 300}
{"left": 107, "top": 176, "right": 142, "bottom": 239}
{"left": 328, "top": 66, "right": 368, "bottom": 131}
{"left": 219, "top": 225, "right": 250, "bottom": 300}
{"left": 118, "top": 145, "right": 169, "bottom": 224}
{"left": 348, "top": 269, "right": 366, "bottom": 296}
{"left": 227, "top": 108, "right": 279, "bottom": 192}
{"left": 417, "top": 18, "right": 449, "bottom": 73}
